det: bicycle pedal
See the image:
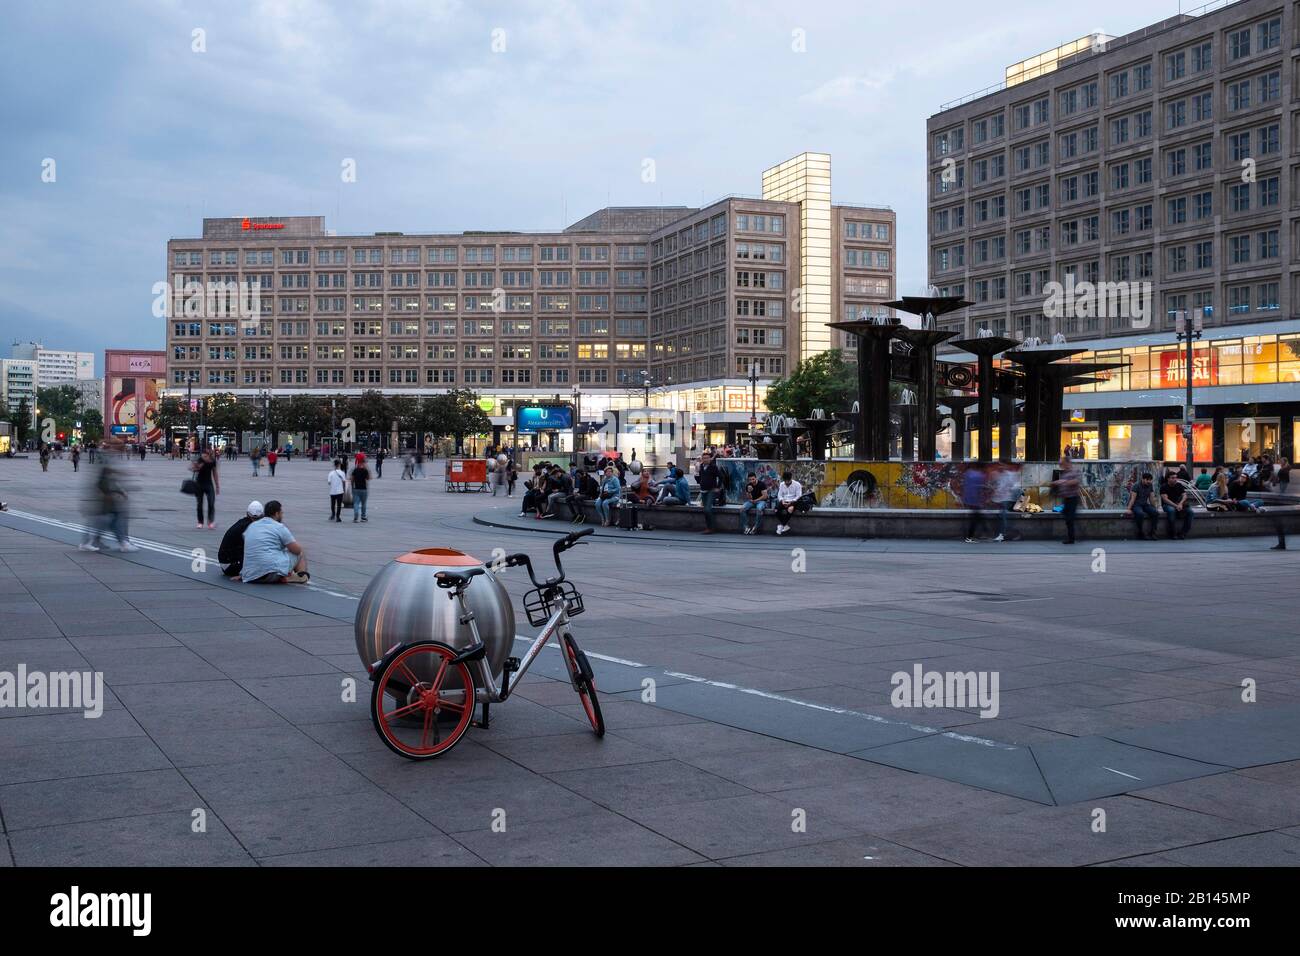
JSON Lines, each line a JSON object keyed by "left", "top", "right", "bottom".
{"left": 504, "top": 656, "right": 521, "bottom": 673}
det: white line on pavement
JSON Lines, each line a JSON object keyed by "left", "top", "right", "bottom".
{"left": 1102, "top": 766, "right": 1141, "bottom": 780}
{"left": 663, "top": 670, "right": 1011, "bottom": 749}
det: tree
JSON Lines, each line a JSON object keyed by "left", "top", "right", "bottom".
{"left": 35, "top": 384, "right": 81, "bottom": 438}
{"left": 13, "top": 396, "right": 31, "bottom": 444}
{"left": 346, "top": 390, "right": 391, "bottom": 435}
{"left": 763, "top": 349, "right": 856, "bottom": 420}
{"left": 153, "top": 396, "right": 188, "bottom": 441}
{"left": 440, "top": 389, "right": 491, "bottom": 452}
{"left": 81, "top": 408, "right": 104, "bottom": 442}
{"left": 207, "top": 393, "right": 257, "bottom": 441}
{"left": 272, "top": 394, "right": 329, "bottom": 444}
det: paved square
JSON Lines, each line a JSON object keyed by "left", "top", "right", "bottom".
{"left": 1, "top": 453, "right": 1298, "bottom": 865}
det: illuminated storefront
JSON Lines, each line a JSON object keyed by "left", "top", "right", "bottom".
{"left": 1002, "top": 320, "right": 1300, "bottom": 463}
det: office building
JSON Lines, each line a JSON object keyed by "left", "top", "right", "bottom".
{"left": 10, "top": 342, "right": 96, "bottom": 387}
{"left": 164, "top": 153, "right": 895, "bottom": 448}
{"left": 928, "top": 0, "right": 1300, "bottom": 463}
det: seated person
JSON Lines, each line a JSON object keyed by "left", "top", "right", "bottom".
{"left": 1160, "top": 475, "right": 1194, "bottom": 539}
{"left": 567, "top": 468, "right": 599, "bottom": 524}
{"left": 659, "top": 468, "right": 690, "bottom": 506}
{"left": 240, "top": 500, "right": 309, "bottom": 584}
{"left": 218, "top": 500, "right": 265, "bottom": 577}
{"left": 1123, "top": 474, "right": 1159, "bottom": 540}
{"left": 594, "top": 466, "right": 624, "bottom": 526}
{"left": 544, "top": 466, "right": 574, "bottom": 519}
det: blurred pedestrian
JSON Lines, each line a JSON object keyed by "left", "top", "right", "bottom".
{"left": 191, "top": 447, "right": 220, "bottom": 529}
{"left": 267, "top": 448, "right": 278, "bottom": 476}
{"left": 79, "top": 447, "right": 138, "bottom": 553}
{"left": 1051, "top": 455, "right": 1081, "bottom": 545}
{"left": 70, "top": 446, "right": 80, "bottom": 473}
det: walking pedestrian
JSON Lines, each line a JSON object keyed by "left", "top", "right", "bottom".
{"left": 507, "top": 463, "right": 517, "bottom": 498}
{"left": 1051, "top": 455, "right": 1081, "bottom": 544}
{"left": 991, "top": 463, "right": 1021, "bottom": 542}
{"left": 327, "top": 459, "right": 347, "bottom": 522}
{"left": 375, "top": 447, "right": 385, "bottom": 478}
{"left": 350, "top": 455, "right": 371, "bottom": 522}
{"left": 267, "top": 448, "right": 278, "bottom": 476}
{"left": 961, "top": 463, "right": 988, "bottom": 543}
{"left": 251, "top": 447, "right": 261, "bottom": 477}
{"left": 39, "top": 445, "right": 49, "bottom": 472}
{"left": 191, "top": 447, "right": 219, "bottom": 529}
{"left": 401, "top": 450, "right": 414, "bottom": 480}
{"left": 78, "top": 447, "right": 139, "bottom": 553}
{"left": 414, "top": 450, "right": 425, "bottom": 479}
{"left": 71, "top": 446, "right": 80, "bottom": 473}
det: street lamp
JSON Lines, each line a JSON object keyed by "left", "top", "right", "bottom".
{"left": 1174, "top": 309, "right": 1203, "bottom": 474}
{"left": 571, "top": 385, "right": 582, "bottom": 458}
{"left": 186, "top": 371, "right": 198, "bottom": 456}
{"left": 748, "top": 362, "right": 758, "bottom": 428}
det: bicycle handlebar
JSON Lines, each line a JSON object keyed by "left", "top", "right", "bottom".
{"left": 498, "top": 528, "right": 592, "bottom": 589}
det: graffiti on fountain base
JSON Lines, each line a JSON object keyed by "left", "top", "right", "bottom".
{"left": 716, "top": 459, "right": 1159, "bottom": 511}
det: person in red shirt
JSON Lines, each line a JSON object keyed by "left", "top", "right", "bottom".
{"left": 267, "top": 448, "right": 278, "bottom": 476}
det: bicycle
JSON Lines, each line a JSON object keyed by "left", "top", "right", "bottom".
{"left": 368, "top": 528, "right": 604, "bottom": 759}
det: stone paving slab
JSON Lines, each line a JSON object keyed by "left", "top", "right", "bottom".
{"left": 1, "top": 460, "right": 1299, "bottom": 865}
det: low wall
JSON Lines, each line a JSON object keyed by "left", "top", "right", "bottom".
{"left": 575, "top": 498, "right": 1296, "bottom": 540}
{"left": 715, "top": 459, "right": 1160, "bottom": 511}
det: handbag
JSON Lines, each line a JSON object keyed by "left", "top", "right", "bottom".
{"left": 342, "top": 484, "right": 354, "bottom": 507}
{"left": 180, "top": 479, "right": 198, "bottom": 495}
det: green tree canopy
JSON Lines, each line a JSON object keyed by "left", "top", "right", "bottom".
{"left": 13, "top": 396, "right": 31, "bottom": 443}
{"left": 35, "top": 384, "right": 83, "bottom": 437}
{"left": 207, "top": 393, "right": 257, "bottom": 435}
{"left": 346, "top": 390, "right": 391, "bottom": 434}
{"left": 763, "top": 349, "right": 856, "bottom": 420}
{"left": 271, "top": 394, "right": 329, "bottom": 439}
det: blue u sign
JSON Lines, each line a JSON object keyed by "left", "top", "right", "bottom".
{"left": 516, "top": 405, "right": 573, "bottom": 433}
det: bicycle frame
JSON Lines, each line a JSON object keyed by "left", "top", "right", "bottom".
{"left": 454, "top": 588, "right": 571, "bottom": 704}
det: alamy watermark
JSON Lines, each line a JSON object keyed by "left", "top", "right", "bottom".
{"left": 0, "top": 666, "right": 104, "bottom": 718}
{"left": 891, "top": 664, "right": 999, "bottom": 718}
{"left": 1043, "top": 275, "right": 1152, "bottom": 329}
{"left": 151, "top": 274, "right": 263, "bottom": 321}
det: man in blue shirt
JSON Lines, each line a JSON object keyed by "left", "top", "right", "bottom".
{"left": 240, "top": 500, "right": 309, "bottom": 584}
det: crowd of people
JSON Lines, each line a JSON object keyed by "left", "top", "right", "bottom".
{"left": 508, "top": 447, "right": 807, "bottom": 535}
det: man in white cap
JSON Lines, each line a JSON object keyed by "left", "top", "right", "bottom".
{"left": 218, "top": 500, "right": 264, "bottom": 578}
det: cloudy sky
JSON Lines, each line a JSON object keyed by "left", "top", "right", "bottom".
{"left": 1, "top": 0, "right": 1180, "bottom": 361}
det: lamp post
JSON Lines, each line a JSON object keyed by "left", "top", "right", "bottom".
{"left": 260, "top": 388, "right": 271, "bottom": 452}
{"left": 330, "top": 396, "right": 336, "bottom": 458}
{"left": 1175, "top": 308, "right": 1203, "bottom": 473}
{"left": 571, "top": 385, "right": 582, "bottom": 458}
{"left": 186, "top": 372, "right": 197, "bottom": 457}
{"left": 748, "top": 362, "right": 758, "bottom": 428}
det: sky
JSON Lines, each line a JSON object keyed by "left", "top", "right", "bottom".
{"left": 0, "top": 0, "right": 1192, "bottom": 362}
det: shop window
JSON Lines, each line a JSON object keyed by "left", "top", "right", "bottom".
{"left": 1225, "top": 418, "right": 1280, "bottom": 462}
{"left": 1108, "top": 422, "right": 1153, "bottom": 460}
{"left": 1163, "top": 421, "right": 1213, "bottom": 462}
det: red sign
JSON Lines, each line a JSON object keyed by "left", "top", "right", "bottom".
{"left": 241, "top": 218, "right": 285, "bottom": 231}
{"left": 1160, "top": 348, "right": 1217, "bottom": 388}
